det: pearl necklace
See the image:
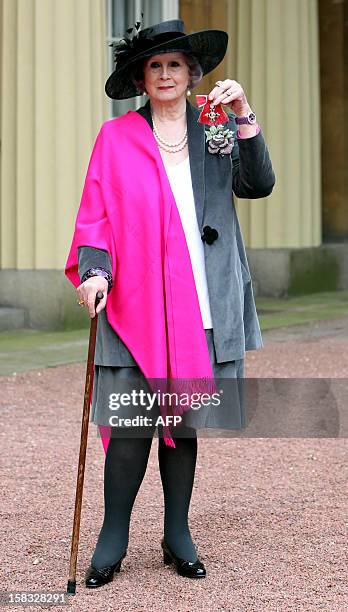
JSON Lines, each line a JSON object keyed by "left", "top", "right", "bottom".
{"left": 152, "top": 113, "right": 188, "bottom": 153}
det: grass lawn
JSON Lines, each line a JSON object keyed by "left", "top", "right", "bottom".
{"left": 0, "top": 291, "right": 347, "bottom": 375}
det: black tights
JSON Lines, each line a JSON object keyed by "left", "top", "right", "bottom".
{"left": 91, "top": 425, "right": 198, "bottom": 569}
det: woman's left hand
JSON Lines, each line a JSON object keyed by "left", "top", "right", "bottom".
{"left": 208, "top": 79, "right": 251, "bottom": 117}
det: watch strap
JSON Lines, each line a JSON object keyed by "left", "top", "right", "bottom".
{"left": 235, "top": 111, "right": 257, "bottom": 125}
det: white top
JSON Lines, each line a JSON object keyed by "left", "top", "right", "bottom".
{"left": 164, "top": 156, "right": 213, "bottom": 329}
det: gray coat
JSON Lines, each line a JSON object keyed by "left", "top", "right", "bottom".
{"left": 78, "top": 99, "right": 275, "bottom": 366}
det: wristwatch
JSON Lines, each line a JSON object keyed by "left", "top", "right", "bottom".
{"left": 235, "top": 110, "right": 257, "bottom": 125}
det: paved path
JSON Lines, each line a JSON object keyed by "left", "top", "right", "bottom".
{"left": 1, "top": 317, "right": 347, "bottom": 611}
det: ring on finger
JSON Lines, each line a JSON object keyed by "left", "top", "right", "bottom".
{"left": 221, "top": 92, "right": 234, "bottom": 101}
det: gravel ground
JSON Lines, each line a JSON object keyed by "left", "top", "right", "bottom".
{"left": 1, "top": 317, "right": 348, "bottom": 612}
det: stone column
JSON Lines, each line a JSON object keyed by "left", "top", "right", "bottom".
{"left": 226, "top": 0, "right": 321, "bottom": 248}
{"left": 0, "top": 0, "right": 108, "bottom": 270}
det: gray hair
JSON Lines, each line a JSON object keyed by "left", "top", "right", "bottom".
{"left": 131, "top": 52, "right": 203, "bottom": 94}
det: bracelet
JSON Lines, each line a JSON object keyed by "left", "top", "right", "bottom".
{"left": 80, "top": 267, "right": 113, "bottom": 294}
{"left": 236, "top": 124, "right": 261, "bottom": 139}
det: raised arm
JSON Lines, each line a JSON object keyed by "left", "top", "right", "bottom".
{"left": 206, "top": 79, "right": 276, "bottom": 199}
{"left": 230, "top": 118, "right": 276, "bottom": 199}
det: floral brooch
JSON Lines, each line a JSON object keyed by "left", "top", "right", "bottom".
{"left": 205, "top": 125, "right": 235, "bottom": 156}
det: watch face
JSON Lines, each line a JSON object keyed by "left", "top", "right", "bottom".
{"left": 248, "top": 112, "right": 256, "bottom": 124}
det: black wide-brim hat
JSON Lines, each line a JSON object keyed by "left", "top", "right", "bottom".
{"left": 105, "top": 19, "right": 228, "bottom": 100}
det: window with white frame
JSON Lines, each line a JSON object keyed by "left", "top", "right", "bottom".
{"left": 106, "top": 0, "right": 179, "bottom": 118}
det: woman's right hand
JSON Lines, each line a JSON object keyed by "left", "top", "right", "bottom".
{"left": 77, "top": 275, "right": 108, "bottom": 318}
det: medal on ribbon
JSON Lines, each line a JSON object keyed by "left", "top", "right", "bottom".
{"left": 196, "top": 95, "right": 234, "bottom": 156}
{"left": 196, "top": 95, "right": 229, "bottom": 126}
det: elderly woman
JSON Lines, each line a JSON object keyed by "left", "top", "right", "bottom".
{"left": 65, "top": 19, "right": 275, "bottom": 588}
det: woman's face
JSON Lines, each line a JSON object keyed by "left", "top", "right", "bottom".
{"left": 143, "top": 52, "right": 190, "bottom": 104}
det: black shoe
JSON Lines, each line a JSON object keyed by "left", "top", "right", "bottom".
{"left": 161, "top": 538, "right": 206, "bottom": 579}
{"left": 85, "top": 550, "right": 127, "bottom": 588}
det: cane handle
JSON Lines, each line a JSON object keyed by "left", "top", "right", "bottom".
{"left": 95, "top": 290, "right": 104, "bottom": 307}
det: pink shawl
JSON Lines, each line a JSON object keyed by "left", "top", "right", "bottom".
{"left": 65, "top": 111, "right": 216, "bottom": 451}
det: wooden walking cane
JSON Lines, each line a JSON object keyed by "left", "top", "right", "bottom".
{"left": 67, "top": 290, "right": 104, "bottom": 595}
